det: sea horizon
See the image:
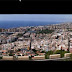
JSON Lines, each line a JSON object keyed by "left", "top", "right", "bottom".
{"left": 0, "top": 21, "right": 63, "bottom": 29}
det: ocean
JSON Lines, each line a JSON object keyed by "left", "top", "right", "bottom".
{"left": 0, "top": 21, "right": 62, "bottom": 29}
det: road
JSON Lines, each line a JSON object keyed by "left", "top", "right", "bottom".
{"left": 32, "top": 57, "right": 70, "bottom": 61}
{"left": 0, "top": 57, "right": 70, "bottom": 61}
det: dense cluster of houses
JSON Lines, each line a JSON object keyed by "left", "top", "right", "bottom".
{"left": 0, "top": 22, "right": 72, "bottom": 60}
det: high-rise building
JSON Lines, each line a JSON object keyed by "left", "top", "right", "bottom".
{"left": 29, "top": 37, "right": 32, "bottom": 50}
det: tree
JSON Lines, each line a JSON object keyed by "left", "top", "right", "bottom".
{"left": 0, "top": 29, "right": 2, "bottom": 32}
{"left": 9, "top": 53, "right": 13, "bottom": 56}
{"left": 36, "top": 29, "right": 54, "bottom": 34}
{"left": 41, "top": 51, "right": 45, "bottom": 53}
{"left": 70, "top": 54, "right": 72, "bottom": 60}
{"left": 29, "top": 55, "right": 32, "bottom": 60}
{"left": 17, "top": 33, "right": 23, "bottom": 37}
{"left": 18, "top": 49, "right": 21, "bottom": 51}
{"left": 45, "top": 51, "right": 53, "bottom": 59}
{"left": 54, "top": 50, "right": 69, "bottom": 58}
{"left": 32, "top": 49, "right": 37, "bottom": 53}
{"left": 0, "top": 57, "right": 2, "bottom": 59}
{"left": 46, "top": 51, "right": 53, "bottom": 55}
{"left": 45, "top": 54, "right": 49, "bottom": 59}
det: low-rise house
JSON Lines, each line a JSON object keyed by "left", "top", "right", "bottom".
{"left": 37, "top": 53, "right": 45, "bottom": 56}
{"left": 0, "top": 50, "right": 2, "bottom": 55}
{"left": 23, "top": 32, "right": 30, "bottom": 38}
{"left": 18, "top": 37, "right": 24, "bottom": 41}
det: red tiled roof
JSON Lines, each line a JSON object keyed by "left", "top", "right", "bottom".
{"left": 26, "top": 52, "right": 30, "bottom": 53}
{"left": 38, "top": 53, "right": 45, "bottom": 55}
{"left": 2, "top": 50, "right": 7, "bottom": 52}
{"left": 2, "top": 53, "right": 6, "bottom": 55}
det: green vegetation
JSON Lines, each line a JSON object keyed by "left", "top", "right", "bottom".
{"left": 29, "top": 56, "right": 32, "bottom": 60}
{"left": 70, "top": 54, "right": 72, "bottom": 60}
{"left": 67, "top": 28, "right": 72, "bottom": 32}
{"left": 0, "top": 53, "right": 2, "bottom": 55}
{"left": 27, "top": 28, "right": 30, "bottom": 31}
{"left": 45, "top": 50, "right": 70, "bottom": 59}
{"left": 61, "top": 54, "right": 72, "bottom": 61}
{"left": 32, "top": 49, "right": 37, "bottom": 54}
{"left": 36, "top": 29, "right": 54, "bottom": 34}
{"left": 9, "top": 53, "right": 13, "bottom": 56}
{"left": 45, "top": 51, "right": 53, "bottom": 59}
{"left": 0, "top": 57, "right": 2, "bottom": 59}
{"left": 0, "top": 29, "right": 2, "bottom": 32}
{"left": 36, "top": 54, "right": 38, "bottom": 56}
{"left": 17, "top": 49, "right": 21, "bottom": 52}
{"left": 13, "top": 54, "right": 15, "bottom": 55}
{"left": 54, "top": 50, "right": 69, "bottom": 58}
{"left": 17, "top": 33, "right": 23, "bottom": 37}
{"left": 68, "top": 30, "right": 72, "bottom": 32}
{"left": 41, "top": 51, "right": 45, "bottom": 53}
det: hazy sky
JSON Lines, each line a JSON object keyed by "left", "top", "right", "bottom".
{"left": 0, "top": 14, "right": 72, "bottom": 22}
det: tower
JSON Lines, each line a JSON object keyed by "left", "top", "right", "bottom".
{"left": 68, "top": 36, "right": 70, "bottom": 52}
{"left": 29, "top": 37, "right": 32, "bottom": 50}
